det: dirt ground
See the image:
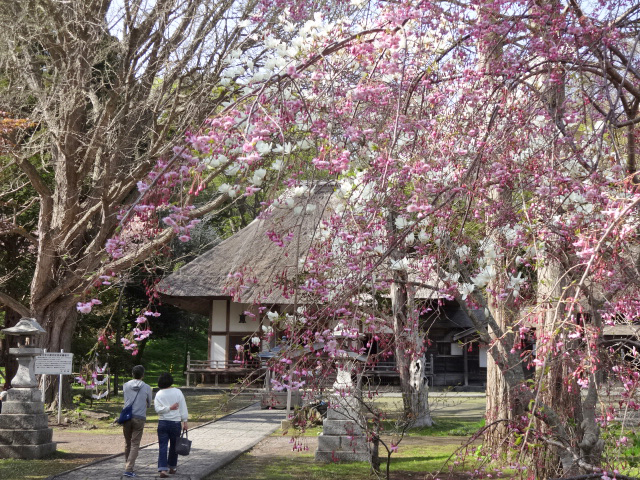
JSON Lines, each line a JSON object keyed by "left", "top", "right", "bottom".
{"left": 50, "top": 420, "right": 165, "bottom": 469}
{"left": 51, "top": 415, "right": 211, "bottom": 461}
{"left": 53, "top": 427, "right": 156, "bottom": 456}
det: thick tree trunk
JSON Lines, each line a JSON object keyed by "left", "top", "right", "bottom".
{"left": 34, "top": 297, "right": 78, "bottom": 407}
{"left": 476, "top": 4, "right": 519, "bottom": 450}
{"left": 531, "top": 2, "right": 602, "bottom": 470}
{"left": 482, "top": 146, "right": 523, "bottom": 449}
{"left": 386, "top": 209, "right": 432, "bottom": 427}
{"left": 404, "top": 351, "right": 432, "bottom": 428}
{"left": 484, "top": 294, "right": 524, "bottom": 451}
{"left": 535, "top": 258, "right": 601, "bottom": 477}
{"left": 391, "top": 271, "right": 433, "bottom": 428}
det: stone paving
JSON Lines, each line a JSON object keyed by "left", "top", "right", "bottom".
{"left": 48, "top": 403, "right": 285, "bottom": 480}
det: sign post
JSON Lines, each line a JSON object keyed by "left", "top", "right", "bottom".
{"left": 41, "top": 349, "right": 47, "bottom": 403}
{"left": 35, "top": 351, "right": 73, "bottom": 424}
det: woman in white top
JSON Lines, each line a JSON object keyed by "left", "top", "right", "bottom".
{"left": 154, "top": 373, "right": 188, "bottom": 478}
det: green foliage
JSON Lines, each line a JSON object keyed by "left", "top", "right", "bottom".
{"left": 601, "top": 425, "right": 640, "bottom": 475}
{"left": 142, "top": 326, "right": 208, "bottom": 387}
{"left": 623, "top": 433, "right": 640, "bottom": 468}
{"left": 205, "top": 191, "right": 266, "bottom": 239}
{"left": 71, "top": 304, "right": 208, "bottom": 392}
{"left": 0, "top": 156, "right": 41, "bottom": 313}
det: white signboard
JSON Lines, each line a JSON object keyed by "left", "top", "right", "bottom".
{"left": 35, "top": 352, "right": 74, "bottom": 375}
{"left": 479, "top": 346, "right": 488, "bottom": 368}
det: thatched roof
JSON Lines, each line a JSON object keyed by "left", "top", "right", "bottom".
{"left": 158, "top": 183, "right": 337, "bottom": 312}
{"left": 603, "top": 324, "right": 640, "bottom": 337}
{"left": 159, "top": 181, "right": 454, "bottom": 315}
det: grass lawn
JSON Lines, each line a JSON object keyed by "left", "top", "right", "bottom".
{"left": 206, "top": 401, "right": 488, "bottom": 480}
{"left": 205, "top": 419, "right": 479, "bottom": 480}
{"left": 205, "top": 397, "right": 640, "bottom": 480}
{"left": 201, "top": 395, "right": 490, "bottom": 480}
{"left": 206, "top": 442, "right": 462, "bottom": 480}
{"left": 289, "top": 417, "right": 485, "bottom": 439}
{"left": 0, "top": 452, "right": 105, "bottom": 480}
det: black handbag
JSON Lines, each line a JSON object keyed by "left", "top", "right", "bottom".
{"left": 175, "top": 430, "right": 191, "bottom": 456}
{"left": 117, "top": 389, "right": 140, "bottom": 424}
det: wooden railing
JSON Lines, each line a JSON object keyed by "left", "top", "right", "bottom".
{"left": 187, "top": 359, "right": 249, "bottom": 370}
{"left": 365, "top": 361, "right": 397, "bottom": 375}
{"left": 185, "top": 353, "right": 435, "bottom": 387}
{"left": 363, "top": 354, "right": 434, "bottom": 380}
{"left": 184, "top": 353, "right": 261, "bottom": 387}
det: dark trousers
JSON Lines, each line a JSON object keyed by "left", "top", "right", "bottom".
{"left": 157, "top": 420, "right": 181, "bottom": 471}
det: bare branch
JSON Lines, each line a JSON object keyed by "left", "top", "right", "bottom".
{"left": 0, "top": 291, "right": 30, "bottom": 317}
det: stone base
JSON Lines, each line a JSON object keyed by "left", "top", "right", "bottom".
{"left": 317, "top": 433, "right": 368, "bottom": 452}
{"left": 0, "top": 442, "right": 57, "bottom": 459}
{"left": 6, "top": 388, "right": 43, "bottom": 403}
{"left": 0, "top": 428, "right": 53, "bottom": 445}
{"left": 280, "top": 419, "right": 293, "bottom": 431}
{"left": 326, "top": 396, "right": 360, "bottom": 416}
{"left": 315, "top": 395, "right": 370, "bottom": 463}
{"left": 2, "top": 401, "right": 47, "bottom": 414}
{"left": 0, "top": 387, "right": 57, "bottom": 460}
{"left": 0, "top": 413, "right": 49, "bottom": 430}
{"left": 315, "top": 450, "right": 371, "bottom": 462}
{"left": 321, "top": 418, "right": 363, "bottom": 436}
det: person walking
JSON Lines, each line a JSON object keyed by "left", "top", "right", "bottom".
{"left": 154, "top": 372, "right": 188, "bottom": 478}
{"left": 122, "top": 365, "right": 152, "bottom": 478}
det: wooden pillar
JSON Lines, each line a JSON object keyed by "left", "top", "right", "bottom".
{"left": 463, "top": 342, "right": 469, "bottom": 386}
{"left": 186, "top": 351, "right": 191, "bottom": 387}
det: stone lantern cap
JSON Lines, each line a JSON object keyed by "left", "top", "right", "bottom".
{"left": 1, "top": 317, "right": 46, "bottom": 337}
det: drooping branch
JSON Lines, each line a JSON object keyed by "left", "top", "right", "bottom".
{"left": 1, "top": 225, "right": 38, "bottom": 247}
{"left": 0, "top": 291, "right": 30, "bottom": 317}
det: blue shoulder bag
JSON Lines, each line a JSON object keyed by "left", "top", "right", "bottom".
{"left": 117, "top": 388, "right": 141, "bottom": 424}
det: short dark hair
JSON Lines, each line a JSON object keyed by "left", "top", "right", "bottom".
{"left": 157, "top": 373, "right": 174, "bottom": 389}
{"left": 132, "top": 365, "right": 145, "bottom": 379}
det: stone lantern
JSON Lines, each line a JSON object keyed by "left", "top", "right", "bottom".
{"left": 2, "top": 318, "right": 46, "bottom": 388}
{"left": 315, "top": 325, "right": 370, "bottom": 463}
{"left": 0, "top": 317, "right": 56, "bottom": 459}
{"left": 331, "top": 325, "right": 363, "bottom": 393}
